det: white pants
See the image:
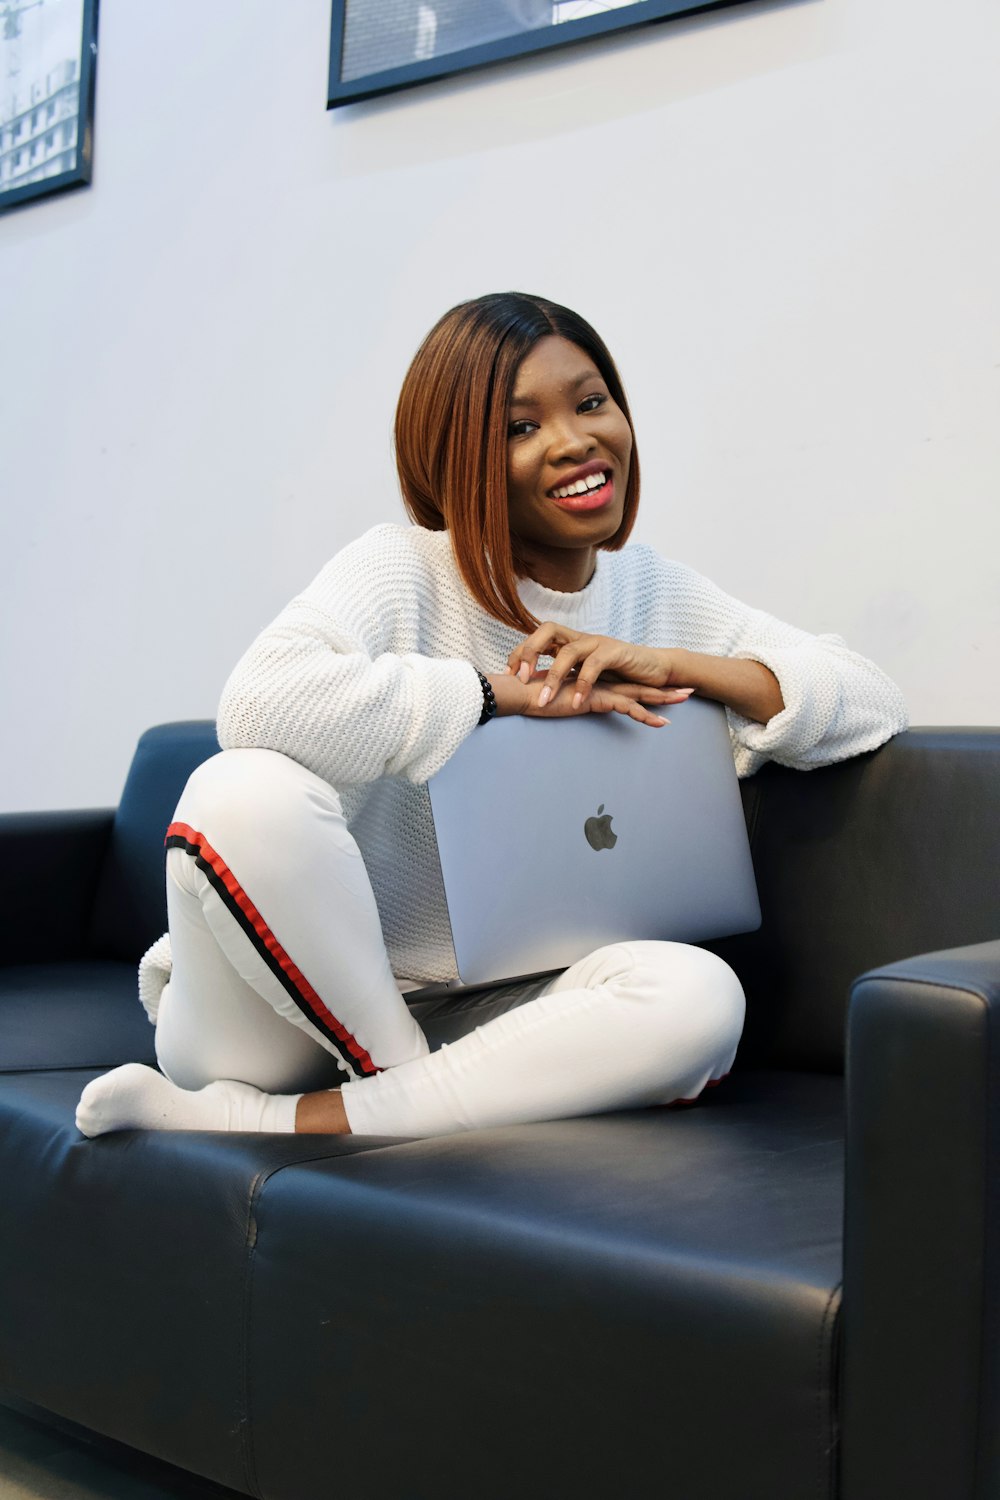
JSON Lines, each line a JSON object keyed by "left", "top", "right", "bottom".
{"left": 155, "top": 749, "right": 745, "bottom": 1138}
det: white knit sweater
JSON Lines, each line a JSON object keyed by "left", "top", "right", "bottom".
{"left": 197, "top": 522, "right": 907, "bottom": 984}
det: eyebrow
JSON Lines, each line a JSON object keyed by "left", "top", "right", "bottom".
{"left": 509, "top": 368, "right": 605, "bottom": 407}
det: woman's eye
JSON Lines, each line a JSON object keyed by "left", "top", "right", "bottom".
{"left": 508, "top": 419, "right": 537, "bottom": 438}
{"left": 579, "top": 393, "right": 608, "bottom": 414}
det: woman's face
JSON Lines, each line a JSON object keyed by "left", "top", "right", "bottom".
{"left": 506, "top": 335, "right": 633, "bottom": 592}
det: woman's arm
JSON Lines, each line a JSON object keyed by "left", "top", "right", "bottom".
{"left": 217, "top": 527, "right": 484, "bottom": 788}
{"left": 505, "top": 552, "right": 908, "bottom": 772}
{"left": 667, "top": 562, "right": 910, "bottom": 771}
{"left": 661, "top": 651, "right": 784, "bottom": 725}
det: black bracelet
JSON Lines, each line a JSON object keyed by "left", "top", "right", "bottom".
{"left": 475, "top": 670, "right": 497, "bottom": 726}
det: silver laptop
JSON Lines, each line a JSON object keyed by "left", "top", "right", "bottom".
{"left": 426, "top": 696, "right": 760, "bottom": 986}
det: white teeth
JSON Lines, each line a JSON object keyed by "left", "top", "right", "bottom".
{"left": 552, "top": 471, "right": 608, "bottom": 500}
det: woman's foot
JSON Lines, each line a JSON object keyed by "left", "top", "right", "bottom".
{"left": 75, "top": 1062, "right": 300, "bottom": 1137}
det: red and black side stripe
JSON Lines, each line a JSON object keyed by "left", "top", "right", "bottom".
{"left": 666, "top": 1074, "right": 730, "bottom": 1109}
{"left": 165, "top": 822, "right": 380, "bottom": 1078}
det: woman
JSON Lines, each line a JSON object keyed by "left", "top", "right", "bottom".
{"left": 77, "top": 293, "right": 907, "bottom": 1140}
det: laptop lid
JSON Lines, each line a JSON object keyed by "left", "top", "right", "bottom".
{"left": 426, "top": 696, "right": 760, "bottom": 986}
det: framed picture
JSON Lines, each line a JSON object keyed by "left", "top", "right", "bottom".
{"left": 328, "top": 0, "right": 756, "bottom": 108}
{"left": 0, "top": 0, "right": 98, "bottom": 215}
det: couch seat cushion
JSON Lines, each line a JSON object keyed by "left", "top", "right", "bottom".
{"left": 0, "top": 1035, "right": 845, "bottom": 1500}
{"left": 245, "top": 1070, "right": 844, "bottom": 1500}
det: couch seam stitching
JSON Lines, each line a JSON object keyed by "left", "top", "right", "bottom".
{"left": 817, "top": 1278, "right": 842, "bottom": 1500}
{"left": 239, "top": 1148, "right": 392, "bottom": 1496}
{"left": 238, "top": 1168, "right": 266, "bottom": 1500}
{"left": 972, "top": 994, "right": 995, "bottom": 1496}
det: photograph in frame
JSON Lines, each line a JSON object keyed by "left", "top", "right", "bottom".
{"left": 0, "top": 0, "right": 98, "bottom": 214}
{"left": 329, "top": 0, "right": 757, "bottom": 108}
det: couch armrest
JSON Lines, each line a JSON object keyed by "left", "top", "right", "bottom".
{"left": 841, "top": 940, "right": 1000, "bottom": 1500}
{"left": 0, "top": 809, "right": 114, "bottom": 964}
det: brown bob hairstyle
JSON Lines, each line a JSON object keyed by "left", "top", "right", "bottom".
{"left": 394, "top": 292, "right": 640, "bottom": 632}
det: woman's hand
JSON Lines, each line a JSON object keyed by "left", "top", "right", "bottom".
{"left": 506, "top": 624, "right": 689, "bottom": 711}
{"left": 487, "top": 667, "right": 691, "bottom": 728}
{"left": 504, "top": 622, "right": 786, "bottom": 725}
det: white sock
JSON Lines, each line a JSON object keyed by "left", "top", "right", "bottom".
{"left": 75, "top": 1063, "right": 302, "bottom": 1137}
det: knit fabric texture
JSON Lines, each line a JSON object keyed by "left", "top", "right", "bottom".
{"left": 196, "top": 523, "right": 906, "bottom": 983}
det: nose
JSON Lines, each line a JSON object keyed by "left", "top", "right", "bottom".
{"left": 547, "top": 410, "right": 597, "bottom": 464}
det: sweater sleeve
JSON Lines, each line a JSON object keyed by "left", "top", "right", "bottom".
{"left": 656, "top": 557, "right": 909, "bottom": 776}
{"left": 216, "top": 527, "right": 484, "bottom": 787}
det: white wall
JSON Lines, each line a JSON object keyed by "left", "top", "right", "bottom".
{"left": 2, "top": 0, "right": 998, "bottom": 811}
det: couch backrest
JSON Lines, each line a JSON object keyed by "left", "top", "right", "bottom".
{"left": 89, "top": 722, "right": 220, "bottom": 960}
{"left": 712, "top": 728, "right": 1000, "bottom": 1072}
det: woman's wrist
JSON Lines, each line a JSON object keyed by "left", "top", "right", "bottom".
{"left": 656, "top": 646, "right": 693, "bottom": 688}
{"left": 666, "top": 649, "right": 783, "bottom": 725}
{"left": 486, "top": 672, "right": 528, "bottom": 717}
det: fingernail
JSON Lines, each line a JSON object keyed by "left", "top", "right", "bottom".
{"left": 519, "top": 663, "right": 531, "bottom": 683}
{"left": 539, "top": 686, "right": 551, "bottom": 707}
{"left": 676, "top": 688, "right": 695, "bottom": 697}
{"left": 653, "top": 715, "right": 668, "bottom": 726}
{"left": 503, "top": 666, "right": 512, "bottom": 675}
{"left": 572, "top": 692, "right": 583, "bottom": 710}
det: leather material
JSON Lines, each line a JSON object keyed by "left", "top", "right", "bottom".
{"left": 0, "top": 1065, "right": 843, "bottom": 1500}
{"left": 842, "top": 940, "right": 1000, "bottom": 1500}
{"left": 406, "top": 973, "right": 565, "bottom": 1049}
{"left": 0, "top": 962, "right": 154, "bottom": 1073}
{"left": 89, "top": 722, "right": 220, "bottom": 962}
{"left": 0, "top": 1068, "right": 409, "bottom": 1493}
{"left": 710, "top": 729, "right": 1000, "bottom": 1071}
{"left": 0, "top": 809, "right": 113, "bottom": 964}
{"left": 246, "top": 1072, "right": 843, "bottom": 1500}
{"left": 3, "top": 721, "right": 998, "bottom": 1498}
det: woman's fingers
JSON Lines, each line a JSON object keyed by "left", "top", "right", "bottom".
{"left": 526, "top": 634, "right": 656, "bottom": 708}
{"left": 508, "top": 629, "right": 675, "bottom": 706}
{"left": 537, "top": 641, "right": 597, "bottom": 707}
{"left": 507, "top": 623, "right": 582, "bottom": 682}
{"left": 652, "top": 686, "right": 695, "bottom": 704}
{"left": 601, "top": 682, "right": 670, "bottom": 703}
{"left": 613, "top": 697, "right": 668, "bottom": 726}
{"left": 593, "top": 687, "right": 667, "bottom": 725}
{"left": 523, "top": 676, "right": 673, "bottom": 726}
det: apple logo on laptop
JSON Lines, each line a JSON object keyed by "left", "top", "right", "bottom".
{"left": 584, "top": 804, "right": 618, "bottom": 851}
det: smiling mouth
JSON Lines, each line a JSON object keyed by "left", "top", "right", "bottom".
{"left": 549, "top": 469, "right": 613, "bottom": 511}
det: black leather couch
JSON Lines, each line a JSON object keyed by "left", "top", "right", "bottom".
{"left": 1, "top": 721, "right": 998, "bottom": 1500}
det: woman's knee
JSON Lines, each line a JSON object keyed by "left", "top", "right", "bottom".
{"left": 174, "top": 748, "right": 343, "bottom": 847}
{"left": 611, "top": 940, "right": 746, "bottom": 1053}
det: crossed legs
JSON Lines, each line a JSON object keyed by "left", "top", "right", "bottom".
{"left": 77, "top": 749, "right": 745, "bottom": 1139}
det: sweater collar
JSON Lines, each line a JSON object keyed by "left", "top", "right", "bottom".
{"left": 516, "top": 551, "right": 610, "bottom": 630}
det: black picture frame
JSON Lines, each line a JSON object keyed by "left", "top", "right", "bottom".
{"left": 328, "top": 0, "right": 757, "bottom": 109}
{"left": 0, "top": 0, "right": 99, "bottom": 215}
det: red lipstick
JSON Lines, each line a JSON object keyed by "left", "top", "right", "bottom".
{"left": 548, "top": 459, "right": 615, "bottom": 512}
